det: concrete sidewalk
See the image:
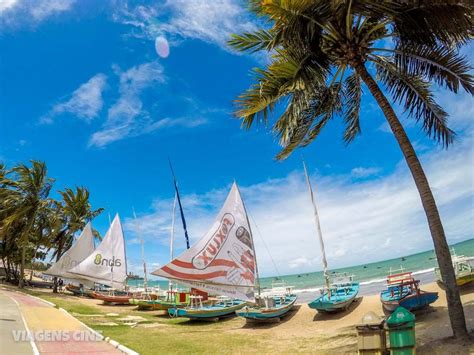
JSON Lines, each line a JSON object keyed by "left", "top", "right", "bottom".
{"left": 0, "top": 288, "right": 122, "bottom": 354}
{"left": 0, "top": 291, "right": 35, "bottom": 355}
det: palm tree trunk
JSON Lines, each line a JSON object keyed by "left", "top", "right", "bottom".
{"left": 354, "top": 62, "right": 468, "bottom": 338}
{"left": 19, "top": 245, "right": 25, "bottom": 288}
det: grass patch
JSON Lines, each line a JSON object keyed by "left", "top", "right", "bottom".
{"left": 4, "top": 285, "right": 358, "bottom": 354}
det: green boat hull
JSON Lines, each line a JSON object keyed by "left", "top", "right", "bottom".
{"left": 236, "top": 295, "right": 297, "bottom": 321}
{"left": 168, "top": 300, "right": 247, "bottom": 319}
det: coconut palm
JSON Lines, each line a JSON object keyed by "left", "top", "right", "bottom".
{"left": 49, "top": 187, "right": 103, "bottom": 292}
{"left": 0, "top": 161, "right": 53, "bottom": 288}
{"left": 229, "top": 0, "right": 472, "bottom": 337}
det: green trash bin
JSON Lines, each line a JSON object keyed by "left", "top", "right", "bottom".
{"left": 386, "top": 307, "right": 416, "bottom": 355}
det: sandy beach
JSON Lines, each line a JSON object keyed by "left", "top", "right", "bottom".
{"left": 7, "top": 281, "right": 471, "bottom": 354}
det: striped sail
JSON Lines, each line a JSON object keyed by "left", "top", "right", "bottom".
{"left": 151, "top": 183, "right": 257, "bottom": 301}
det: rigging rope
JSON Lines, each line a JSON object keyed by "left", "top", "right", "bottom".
{"left": 248, "top": 210, "right": 281, "bottom": 279}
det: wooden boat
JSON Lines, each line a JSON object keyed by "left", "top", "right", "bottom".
{"left": 380, "top": 271, "right": 438, "bottom": 312}
{"left": 130, "top": 290, "right": 190, "bottom": 310}
{"left": 169, "top": 296, "right": 247, "bottom": 320}
{"left": 308, "top": 274, "right": 360, "bottom": 312}
{"left": 152, "top": 183, "right": 267, "bottom": 321}
{"left": 65, "top": 284, "right": 93, "bottom": 297}
{"left": 236, "top": 284, "right": 297, "bottom": 321}
{"left": 302, "top": 162, "right": 360, "bottom": 313}
{"left": 435, "top": 252, "right": 474, "bottom": 287}
{"left": 91, "top": 290, "right": 135, "bottom": 305}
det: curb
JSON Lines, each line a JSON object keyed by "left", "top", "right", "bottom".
{"left": 57, "top": 307, "right": 139, "bottom": 355}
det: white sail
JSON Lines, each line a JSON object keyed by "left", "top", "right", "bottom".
{"left": 45, "top": 222, "right": 95, "bottom": 287}
{"left": 152, "top": 183, "right": 257, "bottom": 301}
{"left": 69, "top": 214, "right": 128, "bottom": 289}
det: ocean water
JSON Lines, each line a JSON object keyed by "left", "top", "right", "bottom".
{"left": 129, "top": 238, "right": 473, "bottom": 302}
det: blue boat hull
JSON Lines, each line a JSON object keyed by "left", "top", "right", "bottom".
{"left": 236, "top": 295, "right": 297, "bottom": 321}
{"left": 168, "top": 300, "right": 247, "bottom": 319}
{"left": 308, "top": 283, "right": 360, "bottom": 312}
{"left": 381, "top": 290, "right": 438, "bottom": 312}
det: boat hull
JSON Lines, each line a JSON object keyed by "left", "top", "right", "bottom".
{"left": 308, "top": 283, "right": 359, "bottom": 312}
{"left": 91, "top": 291, "right": 132, "bottom": 304}
{"left": 169, "top": 300, "right": 247, "bottom": 319}
{"left": 129, "top": 299, "right": 187, "bottom": 310}
{"left": 236, "top": 295, "right": 297, "bottom": 321}
{"left": 381, "top": 291, "right": 438, "bottom": 312}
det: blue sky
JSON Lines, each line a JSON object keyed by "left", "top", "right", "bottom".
{"left": 1, "top": 0, "right": 473, "bottom": 277}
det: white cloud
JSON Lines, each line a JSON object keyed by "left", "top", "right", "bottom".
{"left": 0, "top": 0, "right": 75, "bottom": 26}
{"left": 42, "top": 74, "right": 107, "bottom": 124}
{"left": 88, "top": 61, "right": 208, "bottom": 148}
{"left": 161, "top": 0, "right": 256, "bottom": 48}
{"left": 350, "top": 167, "right": 381, "bottom": 179}
{"left": 114, "top": 0, "right": 256, "bottom": 51}
{"left": 88, "top": 62, "right": 163, "bottom": 147}
{"left": 0, "top": 0, "right": 18, "bottom": 13}
{"left": 124, "top": 133, "right": 473, "bottom": 277}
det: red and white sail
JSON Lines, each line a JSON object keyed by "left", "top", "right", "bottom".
{"left": 151, "top": 183, "right": 257, "bottom": 301}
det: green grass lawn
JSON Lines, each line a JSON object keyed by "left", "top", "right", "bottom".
{"left": 5, "top": 285, "right": 356, "bottom": 354}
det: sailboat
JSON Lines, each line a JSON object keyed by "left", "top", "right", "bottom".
{"left": 45, "top": 222, "right": 96, "bottom": 296}
{"left": 152, "top": 183, "right": 254, "bottom": 320}
{"left": 303, "top": 162, "right": 360, "bottom": 313}
{"left": 69, "top": 214, "right": 134, "bottom": 304}
{"left": 131, "top": 173, "right": 194, "bottom": 311}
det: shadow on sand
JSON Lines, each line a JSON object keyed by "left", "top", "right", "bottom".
{"left": 312, "top": 297, "right": 363, "bottom": 322}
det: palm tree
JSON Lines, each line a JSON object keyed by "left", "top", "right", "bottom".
{"left": 49, "top": 187, "right": 103, "bottom": 293}
{"left": 0, "top": 161, "right": 53, "bottom": 288}
{"left": 229, "top": 0, "right": 472, "bottom": 338}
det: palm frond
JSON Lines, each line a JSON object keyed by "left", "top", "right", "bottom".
{"left": 343, "top": 72, "right": 362, "bottom": 143}
{"left": 373, "top": 56, "right": 455, "bottom": 146}
{"left": 392, "top": 44, "right": 474, "bottom": 94}
{"left": 392, "top": 2, "right": 473, "bottom": 47}
{"left": 228, "top": 29, "right": 278, "bottom": 53}
{"left": 275, "top": 84, "right": 343, "bottom": 160}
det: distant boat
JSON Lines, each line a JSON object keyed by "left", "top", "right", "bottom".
{"left": 302, "top": 162, "right": 359, "bottom": 313}
{"left": 380, "top": 270, "right": 438, "bottom": 312}
{"left": 435, "top": 250, "right": 474, "bottom": 287}
{"left": 127, "top": 273, "right": 144, "bottom": 281}
{"left": 152, "top": 183, "right": 256, "bottom": 320}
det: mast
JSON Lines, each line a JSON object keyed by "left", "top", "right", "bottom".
{"left": 235, "top": 182, "right": 261, "bottom": 300}
{"left": 108, "top": 214, "right": 114, "bottom": 295}
{"left": 168, "top": 159, "right": 190, "bottom": 249}
{"left": 169, "top": 192, "right": 177, "bottom": 291}
{"left": 303, "top": 161, "right": 331, "bottom": 293}
{"left": 133, "top": 208, "right": 147, "bottom": 292}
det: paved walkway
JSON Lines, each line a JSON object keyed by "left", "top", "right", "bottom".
{"left": 0, "top": 288, "right": 122, "bottom": 354}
